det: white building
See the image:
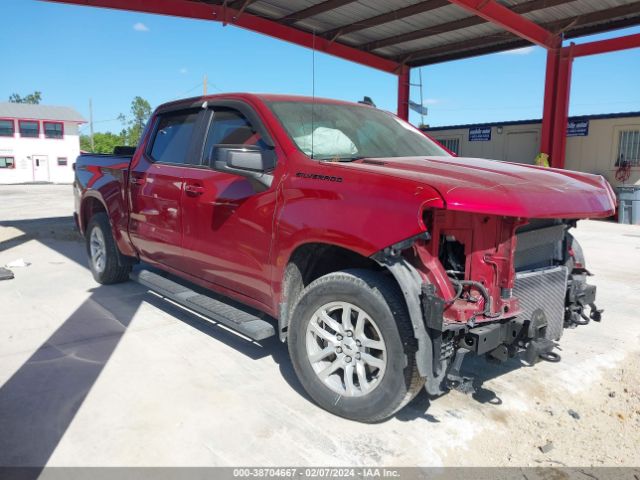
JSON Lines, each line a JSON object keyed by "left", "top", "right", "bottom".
{"left": 425, "top": 112, "right": 640, "bottom": 188}
{"left": 0, "top": 102, "right": 86, "bottom": 184}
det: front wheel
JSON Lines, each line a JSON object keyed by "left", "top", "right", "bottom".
{"left": 86, "top": 213, "right": 131, "bottom": 284}
{"left": 288, "top": 269, "right": 424, "bottom": 423}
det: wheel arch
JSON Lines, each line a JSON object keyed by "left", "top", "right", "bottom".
{"left": 79, "top": 193, "right": 108, "bottom": 236}
{"left": 81, "top": 194, "right": 137, "bottom": 267}
{"left": 277, "top": 242, "right": 385, "bottom": 341}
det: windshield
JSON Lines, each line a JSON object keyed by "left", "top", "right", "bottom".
{"left": 267, "top": 101, "right": 450, "bottom": 160}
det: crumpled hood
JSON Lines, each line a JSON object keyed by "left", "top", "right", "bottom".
{"left": 341, "top": 156, "right": 616, "bottom": 219}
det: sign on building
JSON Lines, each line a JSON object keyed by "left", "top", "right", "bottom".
{"left": 567, "top": 119, "right": 589, "bottom": 137}
{"left": 469, "top": 126, "right": 492, "bottom": 141}
{"left": 409, "top": 100, "right": 429, "bottom": 116}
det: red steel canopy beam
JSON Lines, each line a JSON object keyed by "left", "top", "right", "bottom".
{"left": 446, "top": 0, "right": 556, "bottom": 48}
{"left": 397, "top": 66, "right": 410, "bottom": 121}
{"left": 542, "top": 33, "right": 640, "bottom": 167}
{"left": 570, "top": 32, "right": 640, "bottom": 57}
{"left": 549, "top": 46, "right": 573, "bottom": 169}
{"left": 42, "top": 0, "right": 400, "bottom": 73}
{"left": 540, "top": 47, "right": 560, "bottom": 159}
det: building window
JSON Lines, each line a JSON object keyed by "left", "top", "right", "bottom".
{"left": 617, "top": 130, "right": 640, "bottom": 167}
{"left": 0, "top": 156, "right": 15, "bottom": 169}
{"left": 0, "top": 119, "right": 14, "bottom": 137}
{"left": 44, "top": 121, "right": 64, "bottom": 139}
{"left": 57, "top": 157, "right": 68, "bottom": 166}
{"left": 436, "top": 138, "right": 460, "bottom": 155}
{"left": 19, "top": 120, "right": 39, "bottom": 138}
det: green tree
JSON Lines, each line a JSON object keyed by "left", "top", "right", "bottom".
{"left": 9, "top": 91, "right": 42, "bottom": 104}
{"left": 80, "top": 132, "right": 125, "bottom": 154}
{"left": 123, "top": 96, "right": 152, "bottom": 146}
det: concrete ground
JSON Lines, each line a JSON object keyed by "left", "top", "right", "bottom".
{"left": 0, "top": 184, "right": 639, "bottom": 468}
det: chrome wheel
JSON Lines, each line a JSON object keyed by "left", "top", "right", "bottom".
{"left": 305, "top": 301, "right": 387, "bottom": 397}
{"left": 89, "top": 227, "right": 106, "bottom": 274}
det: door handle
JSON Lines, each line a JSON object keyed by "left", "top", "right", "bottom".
{"left": 185, "top": 184, "right": 205, "bottom": 196}
{"left": 130, "top": 176, "right": 145, "bottom": 186}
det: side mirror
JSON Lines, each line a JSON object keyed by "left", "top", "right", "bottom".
{"left": 212, "top": 145, "right": 275, "bottom": 189}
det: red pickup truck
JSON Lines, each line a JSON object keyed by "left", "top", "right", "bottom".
{"left": 74, "top": 93, "right": 615, "bottom": 422}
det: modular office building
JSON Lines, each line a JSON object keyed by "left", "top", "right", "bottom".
{"left": 0, "top": 102, "right": 85, "bottom": 184}
{"left": 424, "top": 111, "right": 640, "bottom": 188}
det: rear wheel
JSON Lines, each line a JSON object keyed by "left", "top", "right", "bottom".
{"left": 86, "top": 213, "right": 131, "bottom": 284}
{"left": 288, "top": 269, "right": 424, "bottom": 423}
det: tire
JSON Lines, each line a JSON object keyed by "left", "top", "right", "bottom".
{"left": 288, "top": 269, "right": 424, "bottom": 423}
{"left": 85, "top": 212, "right": 131, "bottom": 284}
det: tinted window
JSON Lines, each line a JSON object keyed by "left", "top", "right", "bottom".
{"left": 149, "top": 110, "right": 199, "bottom": 164}
{"left": 44, "top": 122, "right": 63, "bottom": 139}
{"left": 19, "top": 121, "right": 39, "bottom": 138}
{"left": 204, "top": 108, "right": 267, "bottom": 162}
{"left": 0, "top": 120, "right": 14, "bottom": 136}
{"left": 57, "top": 157, "right": 68, "bottom": 166}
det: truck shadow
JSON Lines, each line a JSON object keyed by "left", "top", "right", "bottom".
{"left": 395, "top": 355, "right": 527, "bottom": 423}
{"left": 140, "top": 292, "right": 307, "bottom": 398}
{"left": 0, "top": 217, "right": 306, "bottom": 472}
{"left": 0, "top": 215, "right": 539, "bottom": 466}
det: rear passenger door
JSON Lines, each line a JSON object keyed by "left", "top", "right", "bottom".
{"left": 128, "top": 107, "right": 204, "bottom": 271}
{"left": 180, "top": 104, "right": 278, "bottom": 308}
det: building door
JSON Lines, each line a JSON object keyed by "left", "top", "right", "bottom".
{"left": 32, "top": 155, "right": 50, "bottom": 182}
{"left": 504, "top": 131, "right": 539, "bottom": 165}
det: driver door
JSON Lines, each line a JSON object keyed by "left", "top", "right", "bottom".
{"left": 180, "top": 105, "right": 278, "bottom": 307}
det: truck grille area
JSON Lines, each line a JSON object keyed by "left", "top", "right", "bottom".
{"left": 513, "top": 266, "right": 568, "bottom": 341}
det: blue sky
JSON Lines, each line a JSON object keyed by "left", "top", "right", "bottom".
{"left": 1, "top": 0, "right": 639, "bottom": 134}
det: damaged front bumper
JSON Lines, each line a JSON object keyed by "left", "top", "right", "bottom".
{"left": 373, "top": 237, "right": 603, "bottom": 397}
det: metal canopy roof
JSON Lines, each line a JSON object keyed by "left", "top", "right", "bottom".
{"left": 211, "top": 0, "right": 640, "bottom": 66}
{"left": 42, "top": 0, "right": 640, "bottom": 169}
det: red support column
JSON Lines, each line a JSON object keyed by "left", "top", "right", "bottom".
{"left": 397, "top": 65, "right": 410, "bottom": 121}
{"left": 550, "top": 45, "right": 574, "bottom": 169}
{"left": 540, "top": 48, "right": 560, "bottom": 157}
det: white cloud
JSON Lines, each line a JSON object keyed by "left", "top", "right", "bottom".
{"left": 133, "top": 22, "right": 150, "bottom": 32}
{"left": 498, "top": 46, "right": 535, "bottom": 55}
{"left": 179, "top": 68, "right": 188, "bottom": 75}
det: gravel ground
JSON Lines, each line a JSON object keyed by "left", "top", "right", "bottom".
{"left": 442, "top": 351, "right": 640, "bottom": 467}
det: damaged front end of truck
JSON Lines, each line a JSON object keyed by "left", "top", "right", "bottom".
{"left": 373, "top": 208, "right": 607, "bottom": 397}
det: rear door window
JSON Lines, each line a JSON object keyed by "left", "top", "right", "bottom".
{"left": 149, "top": 110, "right": 200, "bottom": 165}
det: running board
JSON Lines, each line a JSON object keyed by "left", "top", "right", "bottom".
{"left": 131, "top": 269, "right": 275, "bottom": 341}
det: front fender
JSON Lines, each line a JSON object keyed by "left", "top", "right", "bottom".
{"left": 274, "top": 163, "right": 443, "bottom": 260}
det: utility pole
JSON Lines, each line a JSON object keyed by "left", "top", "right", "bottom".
{"left": 418, "top": 68, "right": 425, "bottom": 127}
{"left": 203, "top": 74, "right": 207, "bottom": 96}
{"left": 89, "top": 98, "right": 95, "bottom": 152}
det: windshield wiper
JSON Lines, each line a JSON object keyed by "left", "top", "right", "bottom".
{"left": 317, "top": 156, "right": 366, "bottom": 162}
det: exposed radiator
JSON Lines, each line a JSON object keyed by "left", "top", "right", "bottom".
{"left": 514, "top": 224, "right": 565, "bottom": 271}
{"left": 514, "top": 266, "right": 568, "bottom": 341}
